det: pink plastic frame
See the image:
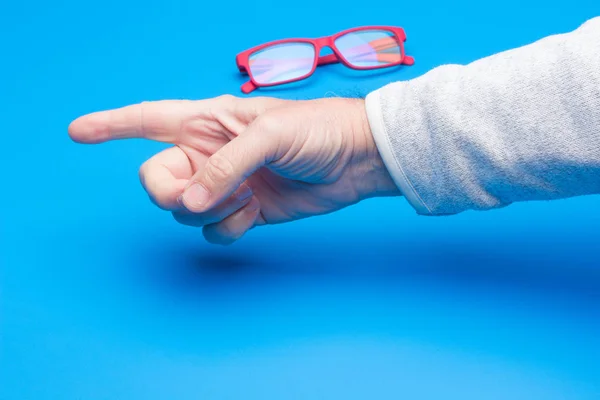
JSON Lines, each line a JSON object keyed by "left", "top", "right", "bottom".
{"left": 236, "top": 26, "right": 415, "bottom": 94}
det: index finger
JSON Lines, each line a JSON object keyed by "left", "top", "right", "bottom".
{"left": 68, "top": 100, "right": 194, "bottom": 144}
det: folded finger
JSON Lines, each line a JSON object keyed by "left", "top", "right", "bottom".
{"left": 139, "top": 146, "right": 193, "bottom": 210}
{"left": 172, "top": 184, "right": 254, "bottom": 227}
{"left": 202, "top": 197, "right": 261, "bottom": 245}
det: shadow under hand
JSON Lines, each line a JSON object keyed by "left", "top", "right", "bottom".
{"left": 133, "top": 227, "right": 600, "bottom": 315}
{"left": 413, "top": 242, "right": 600, "bottom": 311}
{"left": 114, "top": 221, "right": 600, "bottom": 363}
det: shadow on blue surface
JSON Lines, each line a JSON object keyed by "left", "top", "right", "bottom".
{"left": 132, "top": 230, "right": 600, "bottom": 313}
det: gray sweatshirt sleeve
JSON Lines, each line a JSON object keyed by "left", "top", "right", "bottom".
{"left": 365, "top": 17, "right": 600, "bottom": 215}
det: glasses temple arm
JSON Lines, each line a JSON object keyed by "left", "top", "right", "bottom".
{"left": 403, "top": 55, "right": 415, "bottom": 65}
{"left": 241, "top": 80, "right": 257, "bottom": 94}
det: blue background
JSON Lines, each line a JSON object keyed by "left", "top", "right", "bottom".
{"left": 1, "top": 0, "right": 600, "bottom": 398}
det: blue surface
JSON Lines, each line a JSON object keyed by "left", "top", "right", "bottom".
{"left": 1, "top": 1, "right": 600, "bottom": 399}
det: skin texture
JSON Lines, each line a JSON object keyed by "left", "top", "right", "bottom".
{"left": 68, "top": 95, "right": 400, "bottom": 245}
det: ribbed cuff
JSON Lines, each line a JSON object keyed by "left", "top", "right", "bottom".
{"left": 365, "top": 89, "right": 431, "bottom": 215}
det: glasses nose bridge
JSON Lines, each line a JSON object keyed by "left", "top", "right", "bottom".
{"left": 315, "top": 37, "right": 335, "bottom": 53}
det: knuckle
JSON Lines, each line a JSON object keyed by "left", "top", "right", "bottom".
{"left": 206, "top": 95, "right": 237, "bottom": 122}
{"left": 214, "top": 94, "right": 237, "bottom": 112}
{"left": 217, "top": 94, "right": 236, "bottom": 102}
{"left": 205, "top": 153, "right": 235, "bottom": 184}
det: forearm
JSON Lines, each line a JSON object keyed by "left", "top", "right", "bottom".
{"left": 366, "top": 17, "right": 600, "bottom": 215}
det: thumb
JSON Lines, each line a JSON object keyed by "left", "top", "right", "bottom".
{"left": 180, "top": 124, "right": 283, "bottom": 212}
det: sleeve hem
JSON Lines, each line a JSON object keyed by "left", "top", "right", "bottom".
{"left": 365, "top": 89, "right": 432, "bottom": 215}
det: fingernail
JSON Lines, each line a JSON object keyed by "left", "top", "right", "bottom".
{"left": 236, "top": 184, "right": 253, "bottom": 202}
{"left": 182, "top": 183, "right": 210, "bottom": 208}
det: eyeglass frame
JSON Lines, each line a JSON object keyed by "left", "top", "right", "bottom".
{"left": 235, "top": 25, "right": 415, "bottom": 94}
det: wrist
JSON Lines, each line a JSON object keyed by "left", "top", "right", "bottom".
{"left": 348, "top": 98, "right": 401, "bottom": 200}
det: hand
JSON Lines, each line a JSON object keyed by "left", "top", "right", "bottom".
{"left": 68, "top": 95, "right": 400, "bottom": 245}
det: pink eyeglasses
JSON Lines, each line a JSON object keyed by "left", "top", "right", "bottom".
{"left": 236, "top": 26, "right": 414, "bottom": 94}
